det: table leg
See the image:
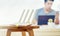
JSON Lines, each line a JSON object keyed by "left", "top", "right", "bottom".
{"left": 22, "top": 31, "right": 26, "bottom": 36}
{"left": 28, "top": 30, "right": 34, "bottom": 36}
{"left": 6, "top": 30, "right": 11, "bottom": 36}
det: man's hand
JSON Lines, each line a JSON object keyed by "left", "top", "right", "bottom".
{"left": 32, "top": 19, "right": 37, "bottom": 24}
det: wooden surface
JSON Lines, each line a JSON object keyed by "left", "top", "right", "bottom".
{"left": 0, "top": 25, "right": 39, "bottom": 29}
{"left": 0, "top": 25, "right": 39, "bottom": 36}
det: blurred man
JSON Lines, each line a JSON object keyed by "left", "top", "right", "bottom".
{"left": 32, "top": 0, "right": 59, "bottom": 24}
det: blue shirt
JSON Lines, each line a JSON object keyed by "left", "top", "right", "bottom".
{"left": 35, "top": 8, "right": 56, "bottom": 20}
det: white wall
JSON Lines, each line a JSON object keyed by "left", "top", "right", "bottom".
{"left": 0, "top": 0, "right": 60, "bottom": 25}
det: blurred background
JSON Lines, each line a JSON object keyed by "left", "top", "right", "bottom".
{"left": 0, "top": 0, "right": 60, "bottom": 25}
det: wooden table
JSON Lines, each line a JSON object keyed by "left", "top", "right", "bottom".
{"left": 0, "top": 25, "right": 39, "bottom": 36}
